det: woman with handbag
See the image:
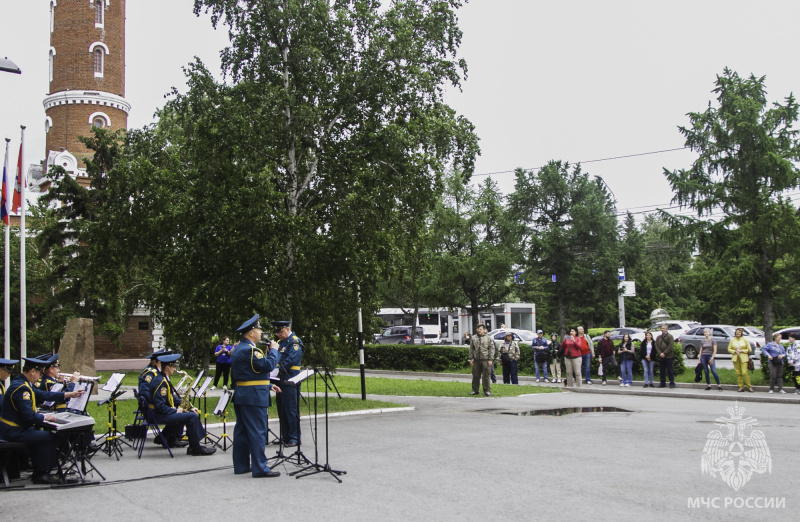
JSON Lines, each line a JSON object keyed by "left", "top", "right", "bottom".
{"left": 728, "top": 327, "right": 753, "bottom": 392}
{"left": 561, "top": 328, "right": 582, "bottom": 388}
{"left": 498, "top": 332, "right": 520, "bottom": 385}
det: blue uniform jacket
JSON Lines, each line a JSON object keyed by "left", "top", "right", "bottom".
{"left": 0, "top": 381, "right": 5, "bottom": 416}
{"left": 278, "top": 333, "right": 304, "bottom": 379}
{"left": 149, "top": 372, "right": 183, "bottom": 415}
{"left": 138, "top": 364, "right": 158, "bottom": 398}
{"left": 0, "top": 375, "right": 65, "bottom": 429}
{"left": 231, "top": 338, "right": 279, "bottom": 407}
{"left": 37, "top": 375, "right": 74, "bottom": 410}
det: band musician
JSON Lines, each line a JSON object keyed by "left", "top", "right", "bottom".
{"left": 148, "top": 353, "right": 216, "bottom": 456}
{"left": 0, "top": 356, "right": 85, "bottom": 484}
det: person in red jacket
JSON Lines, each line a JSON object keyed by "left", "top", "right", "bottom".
{"left": 561, "top": 329, "right": 583, "bottom": 388}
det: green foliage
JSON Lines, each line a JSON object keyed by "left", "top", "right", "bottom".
{"left": 664, "top": 68, "right": 800, "bottom": 339}
{"left": 426, "top": 174, "right": 522, "bottom": 331}
{"left": 92, "top": 0, "right": 478, "bottom": 363}
{"left": 508, "top": 161, "right": 619, "bottom": 335}
{"left": 30, "top": 128, "right": 135, "bottom": 350}
{"left": 364, "top": 344, "right": 470, "bottom": 372}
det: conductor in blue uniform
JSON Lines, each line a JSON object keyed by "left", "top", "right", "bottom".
{"left": 272, "top": 320, "right": 303, "bottom": 446}
{"left": 0, "top": 356, "right": 85, "bottom": 484}
{"left": 231, "top": 314, "right": 282, "bottom": 478}
{"left": 149, "top": 353, "right": 216, "bottom": 456}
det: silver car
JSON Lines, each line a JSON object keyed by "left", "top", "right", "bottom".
{"left": 679, "top": 325, "right": 762, "bottom": 359}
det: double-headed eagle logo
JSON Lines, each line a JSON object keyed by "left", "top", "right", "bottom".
{"left": 701, "top": 402, "right": 771, "bottom": 491}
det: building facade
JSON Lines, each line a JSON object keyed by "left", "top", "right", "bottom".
{"left": 42, "top": 0, "right": 130, "bottom": 182}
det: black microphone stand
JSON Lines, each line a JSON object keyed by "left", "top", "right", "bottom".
{"left": 292, "top": 338, "right": 345, "bottom": 482}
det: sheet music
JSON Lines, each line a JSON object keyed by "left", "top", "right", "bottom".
{"left": 66, "top": 382, "right": 92, "bottom": 412}
{"left": 269, "top": 368, "right": 280, "bottom": 382}
{"left": 290, "top": 369, "right": 315, "bottom": 384}
{"left": 102, "top": 372, "right": 125, "bottom": 392}
{"left": 191, "top": 370, "right": 205, "bottom": 391}
{"left": 196, "top": 376, "right": 213, "bottom": 396}
{"left": 213, "top": 389, "right": 233, "bottom": 415}
{"left": 43, "top": 383, "right": 64, "bottom": 408}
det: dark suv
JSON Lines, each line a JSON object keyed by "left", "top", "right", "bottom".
{"left": 374, "top": 326, "right": 425, "bottom": 344}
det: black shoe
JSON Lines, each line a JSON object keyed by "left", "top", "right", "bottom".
{"left": 256, "top": 470, "right": 281, "bottom": 478}
{"left": 470, "top": 391, "right": 478, "bottom": 395}
{"left": 669, "top": 383, "right": 676, "bottom": 389}
{"left": 658, "top": 384, "right": 666, "bottom": 388}
{"left": 705, "top": 386, "right": 711, "bottom": 391}
{"left": 187, "top": 445, "right": 216, "bottom": 456}
{"left": 284, "top": 441, "right": 298, "bottom": 447}
{"left": 167, "top": 437, "right": 189, "bottom": 448}
{"left": 32, "top": 473, "right": 62, "bottom": 485}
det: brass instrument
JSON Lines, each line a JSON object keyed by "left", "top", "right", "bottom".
{"left": 172, "top": 370, "right": 198, "bottom": 414}
{"left": 58, "top": 372, "right": 101, "bottom": 383}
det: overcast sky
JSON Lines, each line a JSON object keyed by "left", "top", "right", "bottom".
{"left": 2, "top": 0, "right": 800, "bottom": 222}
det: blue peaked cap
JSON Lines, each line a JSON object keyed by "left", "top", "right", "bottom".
{"left": 237, "top": 314, "right": 261, "bottom": 333}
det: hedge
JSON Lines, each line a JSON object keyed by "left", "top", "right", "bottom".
{"left": 362, "top": 341, "right": 686, "bottom": 378}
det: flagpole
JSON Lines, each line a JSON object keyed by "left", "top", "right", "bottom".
{"left": 19, "top": 126, "right": 26, "bottom": 360}
{"left": 3, "top": 138, "right": 9, "bottom": 363}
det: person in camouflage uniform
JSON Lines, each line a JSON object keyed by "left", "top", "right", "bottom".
{"left": 469, "top": 324, "right": 496, "bottom": 396}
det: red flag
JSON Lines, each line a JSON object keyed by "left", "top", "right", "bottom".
{"left": 11, "top": 143, "right": 24, "bottom": 214}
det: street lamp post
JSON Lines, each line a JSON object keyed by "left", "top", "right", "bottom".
{"left": 0, "top": 57, "right": 22, "bottom": 74}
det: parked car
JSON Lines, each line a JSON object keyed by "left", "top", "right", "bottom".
{"left": 679, "top": 325, "right": 762, "bottom": 359}
{"left": 591, "top": 327, "right": 646, "bottom": 343}
{"left": 646, "top": 321, "right": 701, "bottom": 342}
{"left": 486, "top": 328, "right": 537, "bottom": 344}
{"left": 374, "top": 326, "right": 425, "bottom": 344}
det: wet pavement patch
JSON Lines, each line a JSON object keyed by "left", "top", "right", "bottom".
{"left": 502, "top": 406, "right": 633, "bottom": 416}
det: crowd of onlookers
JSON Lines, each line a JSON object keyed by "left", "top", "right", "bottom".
{"left": 467, "top": 324, "right": 800, "bottom": 397}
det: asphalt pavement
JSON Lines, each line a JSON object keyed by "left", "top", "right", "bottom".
{"left": 2, "top": 369, "right": 796, "bottom": 521}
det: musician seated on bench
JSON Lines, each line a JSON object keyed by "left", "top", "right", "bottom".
{"left": 35, "top": 354, "right": 79, "bottom": 411}
{"left": 149, "top": 354, "right": 215, "bottom": 456}
{"left": 0, "top": 356, "right": 84, "bottom": 485}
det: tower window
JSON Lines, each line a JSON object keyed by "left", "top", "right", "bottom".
{"left": 94, "top": 48, "right": 103, "bottom": 76}
{"left": 95, "top": 2, "right": 103, "bottom": 26}
{"left": 89, "top": 112, "right": 111, "bottom": 129}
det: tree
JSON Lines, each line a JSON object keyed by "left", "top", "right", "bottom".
{"left": 93, "top": 0, "right": 478, "bottom": 361}
{"left": 428, "top": 174, "right": 522, "bottom": 332}
{"left": 664, "top": 69, "right": 800, "bottom": 341}
{"left": 33, "top": 128, "right": 134, "bottom": 347}
{"left": 508, "top": 161, "right": 619, "bottom": 335}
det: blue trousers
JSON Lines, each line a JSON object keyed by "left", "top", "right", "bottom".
{"left": 621, "top": 360, "right": 634, "bottom": 384}
{"left": 642, "top": 358, "right": 655, "bottom": 384}
{"left": 0, "top": 424, "right": 57, "bottom": 474}
{"left": 153, "top": 411, "right": 205, "bottom": 446}
{"left": 582, "top": 353, "right": 592, "bottom": 382}
{"left": 232, "top": 403, "right": 272, "bottom": 476}
{"left": 700, "top": 354, "right": 720, "bottom": 385}
{"left": 276, "top": 382, "right": 300, "bottom": 444}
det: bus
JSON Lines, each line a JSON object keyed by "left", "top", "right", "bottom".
{"left": 376, "top": 308, "right": 442, "bottom": 344}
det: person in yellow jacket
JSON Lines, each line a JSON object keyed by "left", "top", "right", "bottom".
{"left": 728, "top": 327, "right": 753, "bottom": 392}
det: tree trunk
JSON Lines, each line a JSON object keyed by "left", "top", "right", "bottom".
{"left": 760, "top": 250, "right": 773, "bottom": 344}
{"left": 557, "top": 285, "right": 566, "bottom": 338}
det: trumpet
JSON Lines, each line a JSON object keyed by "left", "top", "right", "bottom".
{"left": 58, "top": 372, "right": 101, "bottom": 383}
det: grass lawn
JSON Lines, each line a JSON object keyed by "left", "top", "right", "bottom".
{"left": 316, "top": 374, "right": 561, "bottom": 398}
{"left": 673, "top": 366, "right": 766, "bottom": 386}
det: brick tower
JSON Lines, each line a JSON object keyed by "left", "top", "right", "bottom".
{"left": 43, "top": 0, "right": 129, "bottom": 178}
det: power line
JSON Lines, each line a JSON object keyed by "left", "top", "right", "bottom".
{"left": 472, "top": 146, "right": 690, "bottom": 178}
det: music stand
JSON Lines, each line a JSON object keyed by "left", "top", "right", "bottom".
{"left": 211, "top": 387, "right": 233, "bottom": 451}
{"left": 195, "top": 376, "right": 219, "bottom": 446}
{"left": 271, "top": 369, "right": 314, "bottom": 468}
{"left": 265, "top": 367, "right": 281, "bottom": 445}
{"left": 291, "top": 338, "right": 346, "bottom": 482}
{"left": 97, "top": 373, "right": 130, "bottom": 459}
